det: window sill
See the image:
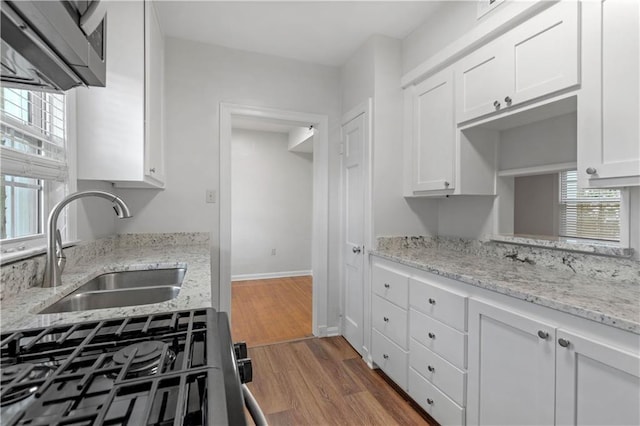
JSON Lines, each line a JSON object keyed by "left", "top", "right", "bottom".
{"left": 490, "top": 234, "right": 633, "bottom": 258}
{"left": 0, "top": 240, "right": 79, "bottom": 266}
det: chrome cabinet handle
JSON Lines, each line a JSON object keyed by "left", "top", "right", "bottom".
{"left": 558, "top": 338, "right": 570, "bottom": 348}
{"left": 383, "top": 317, "right": 389, "bottom": 322}
{"left": 383, "top": 354, "right": 389, "bottom": 359}
{"left": 504, "top": 96, "right": 512, "bottom": 105}
{"left": 493, "top": 100, "right": 501, "bottom": 109}
{"left": 444, "top": 181, "right": 450, "bottom": 188}
{"left": 428, "top": 332, "right": 436, "bottom": 339}
{"left": 428, "top": 298, "right": 436, "bottom": 305}
{"left": 537, "top": 330, "right": 549, "bottom": 339}
{"left": 427, "top": 365, "right": 435, "bottom": 373}
{"left": 427, "top": 398, "right": 434, "bottom": 405}
{"left": 586, "top": 167, "right": 597, "bottom": 175}
{"left": 384, "top": 283, "right": 390, "bottom": 289}
{"left": 149, "top": 168, "right": 156, "bottom": 173}
{"left": 352, "top": 246, "right": 361, "bottom": 254}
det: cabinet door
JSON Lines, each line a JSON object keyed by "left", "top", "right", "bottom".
{"left": 144, "top": 0, "right": 165, "bottom": 185}
{"left": 412, "top": 68, "right": 455, "bottom": 192}
{"left": 506, "top": 1, "right": 579, "bottom": 106}
{"left": 467, "top": 299, "right": 556, "bottom": 426}
{"left": 556, "top": 329, "right": 640, "bottom": 426}
{"left": 578, "top": 0, "right": 640, "bottom": 187}
{"left": 456, "top": 40, "right": 510, "bottom": 123}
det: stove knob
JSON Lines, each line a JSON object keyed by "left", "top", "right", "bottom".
{"left": 237, "top": 358, "right": 253, "bottom": 384}
{"left": 234, "top": 341, "right": 248, "bottom": 359}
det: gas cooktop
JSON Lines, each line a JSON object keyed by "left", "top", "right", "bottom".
{"left": 0, "top": 308, "right": 249, "bottom": 425}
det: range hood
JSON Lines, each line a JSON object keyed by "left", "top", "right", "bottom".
{"left": 1, "top": 0, "right": 107, "bottom": 92}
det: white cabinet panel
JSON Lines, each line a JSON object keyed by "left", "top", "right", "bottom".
{"left": 372, "top": 329, "right": 408, "bottom": 390}
{"left": 456, "top": 1, "right": 579, "bottom": 124}
{"left": 578, "top": 0, "right": 640, "bottom": 187}
{"left": 467, "top": 299, "right": 555, "bottom": 426}
{"left": 372, "top": 295, "right": 408, "bottom": 350}
{"left": 410, "top": 338, "right": 466, "bottom": 406}
{"left": 410, "top": 276, "right": 468, "bottom": 332}
{"left": 410, "top": 308, "right": 466, "bottom": 370}
{"left": 77, "top": 0, "right": 165, "bottom": 189}
{"left": 412, "top": 68, "right": 456, "bottom": 192}
{"left": 556, "top": 329, "right": 640, "bottom": 426}
{"left": 409, "top": 368, "right": 465, "bottom": 426}
{"left": 371, "top": 262, "right": 409, "bottom": 309}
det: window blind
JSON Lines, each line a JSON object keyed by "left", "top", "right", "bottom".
{"left": 559, "top": 170, "right": 620, "bottom": 241}
{"left": 0, "top": 88, "right": 67, "bottom": 181}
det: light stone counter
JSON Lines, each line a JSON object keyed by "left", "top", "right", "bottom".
{"left": 0, "top": 234, "right": 213, "bottom": 332}
{"left": 372, "top": 241, "right": 640, "bottom": 334}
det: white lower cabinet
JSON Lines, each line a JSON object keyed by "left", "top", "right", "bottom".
{"left": 556, "top": 329, "right": 640, "bottom": 426}
{"left": 467, "top": 299, "right": 556, "bottom": 426}
{"left": 467, "top": 298, "right": 640, "bottom": 426}
{"left": 410, "top": 368, "right": 465, "bottom": 425}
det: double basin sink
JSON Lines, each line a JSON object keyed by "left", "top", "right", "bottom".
{"left": 39, "top": 268, "right": 186, "bottom": 314}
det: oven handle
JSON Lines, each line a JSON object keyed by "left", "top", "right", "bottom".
{"left": 242, "top": 384, "right": 268, "bottom": 426}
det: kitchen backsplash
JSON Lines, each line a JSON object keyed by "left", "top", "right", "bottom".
{"left": 376, "top": 236, "right": 640, "bottom": 283}
{"left": 0, "top": 233, "right": 210, "bottom": 303}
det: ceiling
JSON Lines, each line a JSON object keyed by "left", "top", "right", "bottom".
{"left": 154, "top": 1, "right": 444, "bottom": 67}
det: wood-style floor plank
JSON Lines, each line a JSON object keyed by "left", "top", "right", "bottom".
{"left": 231, "top": 276, "right": 313, "bottom": 347}
{"left": 246, "top": 336, "right": 436, "bottom": 426}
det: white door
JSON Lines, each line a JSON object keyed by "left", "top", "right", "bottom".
{"left": 556, "top": 329, "right": 640, "bottom": 426}
{"left": 342, "top": 111, "right": 366, "bottom": 354}
{"left": 467, "top": 299, "right": 556, "bottom": 426}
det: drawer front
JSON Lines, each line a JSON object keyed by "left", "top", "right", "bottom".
{"left": 410, "top": 308, "right": 467, "bottom": 369}
{"left": 372, "top": 295, "right": 408, "bottom": 349}
{"left": 372, "top": 329, "right": 408, "bottom": 390}
{"left": 410, "top": 338, "right": 466, "bottom": 406}
{"left": 409, "top": 368, "right": 465, "bottom": 426}
{"left": 410, "top": 276, "right": 468, "bottom": 331}
{"left": 372, "top": 262, "right": 409, "bottom": 308}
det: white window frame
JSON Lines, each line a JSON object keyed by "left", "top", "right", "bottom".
{"left": 0, "top": 90, "right": 77, "bottom": 263}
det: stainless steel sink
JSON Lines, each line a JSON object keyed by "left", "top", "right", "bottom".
{"left": 39, "top": 268, "right": 186, "bottom": 314}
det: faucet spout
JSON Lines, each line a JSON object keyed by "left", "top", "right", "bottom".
{"left": 43, "top": 191, "right": 132, "bottom": 288}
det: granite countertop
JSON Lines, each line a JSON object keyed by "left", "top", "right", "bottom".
{"left": 0, "top": 243, "right": 212, "bottom": 332}
{"left": 371, "top": 246, "right": 640, "bottom": 334}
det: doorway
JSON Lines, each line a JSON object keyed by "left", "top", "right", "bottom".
{"left": 219, "top": 103, "right": 330, "bottom": 338}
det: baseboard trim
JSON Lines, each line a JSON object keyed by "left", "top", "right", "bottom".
{"left": 232, "top": 270, "right": 312, "bottom": 281}
{"left": 325, "top": 326, "right": 341, "bottom": 337}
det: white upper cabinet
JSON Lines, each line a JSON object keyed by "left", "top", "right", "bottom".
{"left": 456, "top": 1, "right": 580, "bottom": 124}
{"left": 77, "top": 0, "right": 165, "bottom": 188}
{"left": 578, "top": 0, "right": 640, "bottom": 188}
{"left": 410, "top": 68, "right": 456, "bottom": 193}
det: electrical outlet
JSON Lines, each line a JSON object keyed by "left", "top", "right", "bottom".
{"left": 206, "top": 190, "right": 216, "bottom": 203}
{"left": 271, "top": 248, "right": 276, "bottom": 256}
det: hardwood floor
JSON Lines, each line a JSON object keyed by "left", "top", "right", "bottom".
{"left": 231, "top": 276, "right": 313, "bottom": 347}
{"left": 245, "top": 336, "right": 436, "bottom": 426}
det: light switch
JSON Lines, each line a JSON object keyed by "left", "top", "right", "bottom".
{"left": 206, "top": 190, "right": 216, "bottom": 203}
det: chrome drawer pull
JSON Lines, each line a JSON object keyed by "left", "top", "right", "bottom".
{"left": 558, "top": 338, "right": 570, "bottom": 348}
{"left": 383, "top": 317, "right": 389, "bottom": 322}
{"left": 427, "top": 398, "right": 434, "bottom": 405}
{"left": 427, "top": 365, "right": 435, "bottom": 373}
{"left": 383, "top": 354, "right": 389, "bottom": 359}
{"left": 428, "top": 332, "right": 436, "bottom": 339}
{"left": 428, "top": 298, "right": 436, "bottom": 305}
{"left": 384, "top": 283, "right": 390, "bottom": 288}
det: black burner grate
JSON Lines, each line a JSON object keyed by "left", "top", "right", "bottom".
{"left": 0, "top": 309, "right": 242, "bottom": 426}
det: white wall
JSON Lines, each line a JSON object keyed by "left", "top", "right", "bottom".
{"left": 113, "top": 37, "right": 342, "bottom": 326}
{"left": 76, "top": 180, "right": 118, "bottom": 240}
{"left": 231, "top": 129, "right": 312, "bottom": 277}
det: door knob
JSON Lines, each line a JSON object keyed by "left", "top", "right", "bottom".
{"left": 586, "top": 167, "right": 597, "bottom": 175}
{"left": 493, "top": 100, "right": 501, "bottom": 109}
{"left": 558, "top": 338, "right": 570, "bottom": 348}
{"left": 504, "top": 96, "right": 512, "bottom": 105}
{"left": 352, "top": 246, "right": 361, "bottom": 254}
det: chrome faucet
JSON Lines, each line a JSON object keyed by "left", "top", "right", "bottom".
{"left": 43, "top": 191, "right": 132, "bottom": 288}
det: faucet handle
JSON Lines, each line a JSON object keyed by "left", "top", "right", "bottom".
{"left": 55, "top": 229, "right": 67, "bottom": 272}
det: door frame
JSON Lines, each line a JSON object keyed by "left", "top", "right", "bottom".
{"left": 219, "top": 103, "right": 329, "bottom": 337}
{"left": 340, "top": 99, "right": 373, "bottom": 362}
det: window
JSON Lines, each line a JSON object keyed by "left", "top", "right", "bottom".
{"left": 1, "top": 88, "right": 68, "bottom": 254}
{"left": 559, "top": 170, "right": 621, "bottom": 242}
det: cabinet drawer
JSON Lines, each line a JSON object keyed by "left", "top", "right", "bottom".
{"left": 372, "top": 263, "right": 409, "bottom": 308}
{"left": 372, "top": 329, "right": 408, "bottom": 390}
{"left": 410, "top": 276, "right": 468, "bottom": 331}
{"left": 409, "top": 367, "right": 465, "bottom": 426}
{"left": 411, "top": 308, "right": 467, "bottom": 369}
{"left": 410, "top": 338, "right": 466, "bottom": 407}
{"left": 372, "top": 295, "right": 408, "bottom": 349}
